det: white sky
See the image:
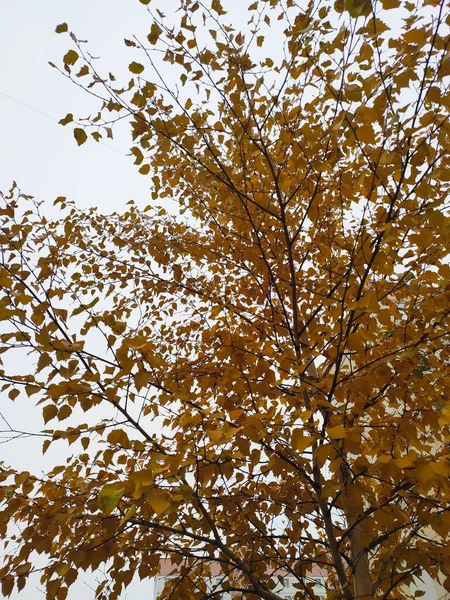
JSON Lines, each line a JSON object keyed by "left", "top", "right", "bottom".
{"left": 0, "top": 0, "right": 153, "bottom": 210}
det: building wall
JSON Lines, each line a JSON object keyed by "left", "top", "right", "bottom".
{"left": 153, "top": 558, "right": 448, "bottom": 599}
{"left": 154, "top": 574, "right": 327, "bottom": 599}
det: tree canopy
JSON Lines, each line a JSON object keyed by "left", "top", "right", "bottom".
{"left": 1, "top": 0, "right": 450, "bottom": 598}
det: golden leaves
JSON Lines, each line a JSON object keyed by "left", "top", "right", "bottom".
{"left": 131, "top": 113, "right": 150, "bottom": 139}
{"left": 129, "top": 62, "right": 145, "bottom": 75}
{"left": 326, "top": 425, "right": 347, "bottom": 439}
{"left": 147, "top": 489, "right": 170, "bottom": 516}
{"left": 206, "top": 424, "right": 236, "bottom": 445}
{"left": 130, "top": 469, "right": 154, "bottom": 499}
{"left": 15, "top": 563, "right": 31, "bottom": 577}
{"left": 147, "top": 23, "right": 162, "bottom": 45}
{"left": 2, "top": 576, "right": 14, "bottom": 598}
{"left": 43, "top": 404, "right": 58, "bottom": 424}
{"left": 131, "top": 146, "right": 144, "bottom": 165}
{"left": 211, "top": 0, "right": 226, "bottom": 15}
{"left": 291, "top": 429, "right": 314, "bottom": 453}
{"left": 139, "top": 164, "right": 150, "bottom": 175}
{"left": 119, "top": 504, "right": 137, "bottom": 527}
{"left": 206, "top": 429, "right": 223, "bottom": 442}
{"left": 134, "top": 369, "right": 153, "bottom": 390}
{"left": 55, "top": 23, "right": 68, "bottom": 34}
{"left": 0, "top": 307, "right": 15, "bottom": 321}
{"left": 76, "top": 65, "right": 89, "bottom": 77}
{"left": 1, "top": 1, "right": 450, "bottom": 598}
{"left": 97, "top": 483, "right": 125, "bottom": 515}
{"left": 63, "top": 49, "right": 78, "bottom": 66}
{"left": 344, "top": 0, "right": 372, "bottom": 17}
{"left": 73, "top": 128, "right": 87, "bottom": 146}
{"left": 335, "top": 0, "right": 372, "bottom": 17}
{"left": 438, "top": 404, "right": 450, "bottom": 426}
{"left": 8, "top": 389, "right": 20, "bottom": 401}
{"left": 58, "top": 113, "right": 73, "bottom": 126}
{"left": 58, "top": 405, "right": 72, "bottom": 421}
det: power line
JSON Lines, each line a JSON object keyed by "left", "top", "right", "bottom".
{"left": 0, "top": 90, "right": 128, "bottom": 156}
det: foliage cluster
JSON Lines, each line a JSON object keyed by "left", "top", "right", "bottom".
{"left": 1, "top": 0, "right": 450, "bottom": 599}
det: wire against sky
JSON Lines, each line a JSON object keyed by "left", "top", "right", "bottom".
{"left": 0, "top": 89, "right": 128, "bottom": 156}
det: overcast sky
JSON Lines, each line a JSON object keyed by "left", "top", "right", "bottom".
{"left": 0, "top": 0, "right": 154, "bottom": 210}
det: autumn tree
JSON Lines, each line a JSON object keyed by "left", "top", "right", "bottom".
{"left": 1, "top": 0, "right": 450, "bottom": 598}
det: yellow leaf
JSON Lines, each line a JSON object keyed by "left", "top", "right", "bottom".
{"left": 291, "top": 429, "right": 313, "bottom": 453}
{"left": 73, "top": 128, "right": 87, "bottom": 146}
{"left": 37, "top": 352, "right": 53, "bottom": 371}
{"left": 229, "top": 408, "right": 243, "bottom": 420}
{"left": 315, "top": 444, "right": 333, "bottom": 467}
{"left": 63, "top": 49, "right": 79, "bottom": 66}
{"left": 358, "top": 291, "right": 378, "bottom": 312}
{"left": 0, "top": 307, "right": 15, "bottom": 321}
{"left": 326, "top": 425, "right": 347, "bottom": 439}
{"left": 58, "top": 405, "right": 72, "bottom": 421}
{"left": 393, "top": 456, "right": 415, "bottom": 469}
{"left": 119, "top": 504, "right": 137, "bottom": 527}
{"left": 43, "top": 404, "right": 58, "bottom": 424}
{"left": 131, "top": 147, "right": 144, "bottom": 165}
{"left": 206, "top": 429, "right": 223, "bottom": 442}
{"left": 97, "top": 483, "right": 125, "bottom": 515}
{"left": 15, "top": 563, "right": 31, "bottom": 576}
{"left": 2, "top": 575, "right": 14, "bottom": 597}
{"left": 148, "top": 23, "right": 162, "bottom": 45}
{"left": 59, "top": 113, "right": 74, "bottom": 126}
{"left": 357, "top": 124, "right": 375, "bottom": 145}
{"left": 130, "top": 469, "right": 154, "bottom": 499}
{"left": 345, "top": 0, "right": 372, "bottom": 17}
{"left": 147, "top": 489, "right": 170, "bottom": 516}
{"left": 416, "top": 463, "right": 435, "bottom": 486}
{"left": 76, "top": 65, "right": 89, "bottom": 77}
{"left": 345, "top": 83, "right": 362, "bottom": 102}
{"left": 135, "top": 370, "right": 153, "bottom": 390}
{"left": 438, "top": 404, "right": 450, "bottom": 426}
{"left": 25, "top": 385, "right": 40, "bottom": 397}
{"left": 180, "top": 483, "right": 194, "bottom": 502}
{"left": 55, "top": 23, "right": 68, "bottom": 34}
{"left": 300, "top": 410, "right": 313, "bottom": 421}
{"left": 211, "top": 0, "right": 226, "bottom": 15}
{"left": 8, "top": 389, "right": 20, "bottom": 401}
{"left": 430, "top": 460, "right": 450, "bottom": 478}
{"left": 129, "top": 62, "right": 144, "bottom": 75}
{"left": 139, "top": 164, "right": 150, "bottom": 175}
{"left": 377, "top": 454, "right": 392, "bottom": 464}
{"left": 56, "top": 564, "right": 70, "bottom": 577}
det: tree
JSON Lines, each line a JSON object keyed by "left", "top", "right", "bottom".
{"left": 1, "top": 0, "right": 450, "bottom": 598}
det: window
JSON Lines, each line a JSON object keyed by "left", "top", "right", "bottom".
{"left": 311, "top": 577, "right": 326, "bottom": 597}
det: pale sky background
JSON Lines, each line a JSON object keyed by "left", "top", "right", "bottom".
{"left": 0, "top": 1, "right": 440, "bottom": 599}
{"left": 0, "top": 0, "right": 156, "bottom": 210}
